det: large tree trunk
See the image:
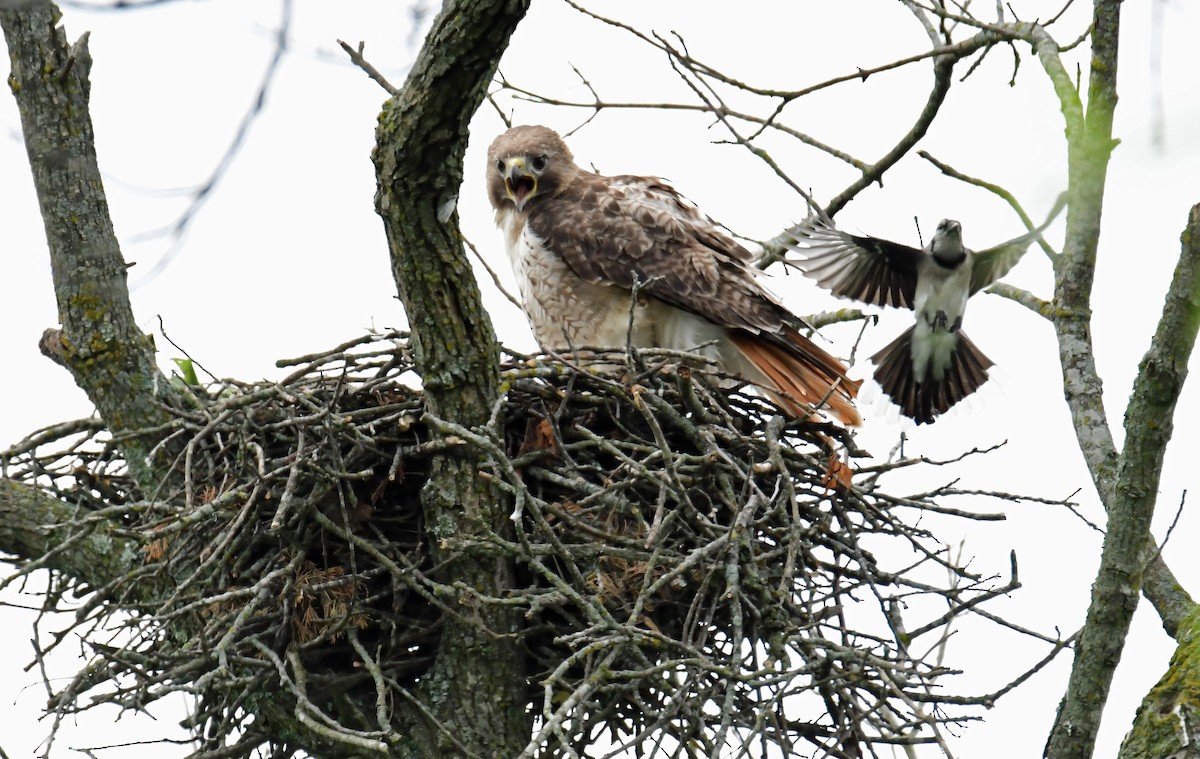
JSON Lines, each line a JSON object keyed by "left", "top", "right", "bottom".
{"left": 3, "top": 0, "right": 534, "bottom": 754}
{"left": 371, "top": 1, "right": 532, "bottom": 754}
{"left": 1119, "top": 606, "right": 1200, "bottom": 759}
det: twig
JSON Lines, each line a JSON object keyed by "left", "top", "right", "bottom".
{"left": 338, "top": 39, "right": 399, "bottom": 95}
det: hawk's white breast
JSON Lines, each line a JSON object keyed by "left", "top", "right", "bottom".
{"left": 495, "top": 207, "right": 655, "bottom": 350}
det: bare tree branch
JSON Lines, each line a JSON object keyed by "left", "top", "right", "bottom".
{"left": 985, "top": 282, "right": 1053, "bottom": 317}
{"left": 338, "top": 38, "right": 398, "bottom": 95}
{"left": 0, "top": 479, "right": 138, "bottom": 591}
{"left": 130, "top": 0, "right": 293, "bottom": 288}
{"left": 917, "top": 150, "right": 1062, "bottom": 261}
{"left": 1082, "top": 200, "right": 1200, "bottom": 653}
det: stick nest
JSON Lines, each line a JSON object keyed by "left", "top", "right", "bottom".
{"left": 3, "top": 330, "right": 1030, "bottom": 758}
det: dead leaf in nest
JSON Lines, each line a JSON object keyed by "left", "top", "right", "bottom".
{"left": 143, "top": 537, "right": 170, "bottom": 562}
{"left": 630, "top": 383, "right": 646, "bottom": 407}
{"left": 204, "top": 586, "right": 246, "bottom": 618}
{"left": 518, "top": 417, "right": 558, "bottom": 458}
{"left": 822, "top": 451, "right": 854, "bottom": 494}
{"left": 292, "top": 563, "right": 364, "bottom": 643}
{"left": 544, "top": 500, "right": 580, "bottom": 523}
{"left": 373, "top": 386, "right": 410, "bottom": 405}
{"left": 348, "top": 501, "right": 374, "bottom": 531}
{"left": 585, "top": 569, "right": 619, "bottom": 604}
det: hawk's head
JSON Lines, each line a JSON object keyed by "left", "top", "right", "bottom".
{"left": 487, "top": 125, "right": 574, "bottom": 213}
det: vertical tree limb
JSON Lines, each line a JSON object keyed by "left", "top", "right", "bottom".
{"left": 1072, "top": 204, "right": 1200, "bottom": 757}
{"left": 371, "top": 0, "right": 532, "bottom": 755}
{"left": 1118, "top": 604, "right": 1200, "bottom": 759}
{"left": 1032, "top": 3, "right": 1194, "bottom": 644}
{"left": 1109, "top": 203, "right": 1200, "bottom": 757}
{"left": 1, "top": 3, "right": 182, "bottom": 490}
{"left": 1043, "top": 0, "right": 1200, "bottom": 752}
{"left": 1030, "top": 20, "right": 1120, "bottom": 503}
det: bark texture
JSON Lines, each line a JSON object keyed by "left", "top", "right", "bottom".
{"left": 1119, "top": 605, "right": 1200, "bottom": 759}
{"left": 1042, "top": 0, "right": 1200, "bottom": 743}
{"left": 372, "top": 1, "right": 532, "bottom": 755}
{"left": 1032, "top": 8, "right": 1194, "bottom": 640}
{"left": 1112, "top": 205, "right": 1200, "bottom": 759}
{"left": 0, "top": 479, "right": 140, "bottom": 591}
{"left": 5, "top": 1, "right": 536, "bottom": 754}
{"left": 1, "top": 4, "right": 182, "bottom": 491}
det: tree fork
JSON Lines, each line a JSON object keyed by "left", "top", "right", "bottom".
{"left": 1045, "top": 3, "right": 1200, "bottom": 755}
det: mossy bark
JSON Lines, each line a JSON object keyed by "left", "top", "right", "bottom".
{"left": 0, "top": 479, "right": 142, "bottom": 593}
{"left": 372, "top": 1, "right": 532, "bottom": 755}
{"left": 5, "top": 0, "right": 535, "bottom": 753}
{"left": 1119, "top": 606, "right": 1200, "bottom": 759}
{"left": 1, "top": 6, "right": 182, "bottom": 492}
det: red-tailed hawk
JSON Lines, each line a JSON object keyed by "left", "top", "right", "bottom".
{"left": 486, "top": 125, "right": 860, "bottom": 426}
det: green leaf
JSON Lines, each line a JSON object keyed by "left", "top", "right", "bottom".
{"left": 171, "top": 358, "right": 199, "bottom": 386}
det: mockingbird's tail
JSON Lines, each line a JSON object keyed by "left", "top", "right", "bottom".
{"left": 871, "top": 326, "right": 993, "bottom": 424}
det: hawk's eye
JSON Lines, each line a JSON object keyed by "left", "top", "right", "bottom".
{"left": 531, "top": 155, "right": 548, "bottom": 172}
{"left": 496, "top": 159, "right": 506, "bottom": 174}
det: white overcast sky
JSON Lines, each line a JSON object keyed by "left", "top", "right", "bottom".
{"left": 2, "top": 1, "right": 1198, "bottom": 757}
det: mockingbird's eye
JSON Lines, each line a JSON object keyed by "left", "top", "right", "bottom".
{"left": 531, "top": 155, "right": 548, "bottom": 172}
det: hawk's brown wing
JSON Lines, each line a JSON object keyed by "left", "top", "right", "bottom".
{"left": 527, "top": 173, "right": 861, "bottom": 425}
{"left": 528, "top": 174, "right": 790, "bottom": 335}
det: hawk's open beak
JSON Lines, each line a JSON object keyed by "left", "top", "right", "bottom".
{"left": 504, "top": 159, "right": 538, "bottom": 212}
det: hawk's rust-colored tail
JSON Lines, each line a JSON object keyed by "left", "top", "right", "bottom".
{"left": 730, "top": 330, "right": 862, "bottom": 426}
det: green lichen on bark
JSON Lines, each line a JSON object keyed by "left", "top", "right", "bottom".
{"left": 1119, "top": 606, "right": 1200, "bottom": 759}
{"left": 1041, "top": 4, "right": 1200, "bottom": 758}
{"left": 0, "top": 479, "right": 140, "bottom": 591}
{"left": 1, "top": 5, "right": 182, "bottom": 491}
